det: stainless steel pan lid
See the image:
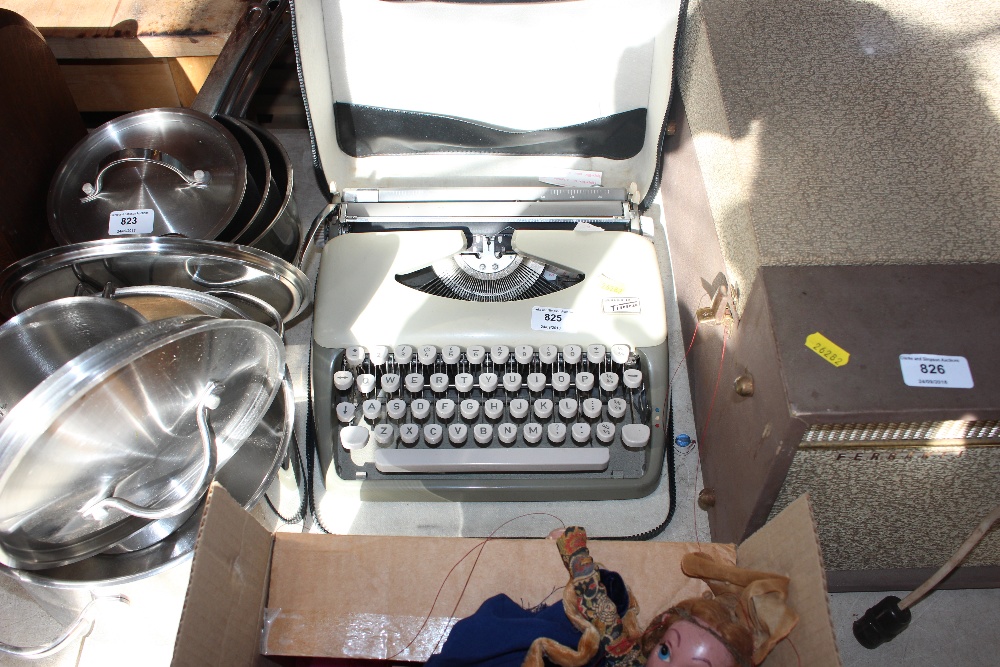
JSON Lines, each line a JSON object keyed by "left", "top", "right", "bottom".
{"left": 0, "top": 237, "right": 312, "bottom": 323}
{"left": 0, "top": 315, "right": 285, "bottom": 570}
{"left": 47, "top": 108, "right": 248, "bottom": 245}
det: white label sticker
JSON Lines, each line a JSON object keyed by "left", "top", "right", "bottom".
{"left": 602, "top": 297, "right": 641, "bottom": 313}
{"left": 899, "top": 354, "right": 974, "bottom": 389}
{"left": 538, "top": 169, "right": 602, "bottom": 188}
{"left": 109, "top": 209, "right": 154, "bottom": 235}
{"left": 531, "top": 307, "right": 575, "bottom": 332}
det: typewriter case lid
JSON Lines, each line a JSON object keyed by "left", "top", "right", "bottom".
{"left": 291, "top": 0, "right": 684, "bottom": 208}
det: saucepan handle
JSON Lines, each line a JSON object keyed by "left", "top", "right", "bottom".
{"left": 0, "top": 595, "right": 128, "bottom": 659}
{"left": 80, "top": 382, "right": 221, "bottom": 521}
{"left": 80, "top": 148, "right": 211, "bottom": 202}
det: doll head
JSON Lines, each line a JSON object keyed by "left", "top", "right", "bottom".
{"left": 640, "top": 597, "right": 753, "bottom": 667}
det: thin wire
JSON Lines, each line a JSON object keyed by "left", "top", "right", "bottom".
{"left": 387, "top": 512, "right": 566, "bottom": 660}
{"left": 787, "top": 635, "right": 803, "bottom": 667}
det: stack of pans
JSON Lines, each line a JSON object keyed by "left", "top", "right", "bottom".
{"left": 0, "top": 238, "right": 311, "bottom": 657}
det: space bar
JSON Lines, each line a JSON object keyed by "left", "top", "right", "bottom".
{"left": 374, "top": 448, "right": 610, "bottom": 473}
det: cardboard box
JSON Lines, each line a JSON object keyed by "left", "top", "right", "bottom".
{"left": 169, "top": 485, "right": 840, "bottom": 666}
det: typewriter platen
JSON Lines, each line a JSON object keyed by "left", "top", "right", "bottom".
{"left": 311, "top": 187, "right": 667, "bottom": 501}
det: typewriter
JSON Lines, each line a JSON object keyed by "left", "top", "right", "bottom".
{"left": 296, "top": 0, "right": 681, "bottom": 501}
{"left": 311, "top": 187, "right": 667, "bottom": 501}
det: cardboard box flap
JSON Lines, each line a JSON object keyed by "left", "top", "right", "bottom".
{"left": 737, "top": 494, "right": 842, "bottom": 667}
{"left": 263, "top": 533, "right": 735, "bottom": 660}
{"left": 291, "top": 0, "right": 683, "bottom": 198}
{"left": 172, "top": 484, "right": 274, "bottom": 667}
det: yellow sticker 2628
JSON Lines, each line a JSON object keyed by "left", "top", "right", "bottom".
{"left": 805, "top": 332, "right": 849, "bottom": 367}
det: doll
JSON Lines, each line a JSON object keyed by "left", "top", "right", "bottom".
{"left": 426, "top": 527, "right": 796, "bottom": 667}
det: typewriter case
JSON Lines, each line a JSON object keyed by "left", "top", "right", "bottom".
{"left": 293, "top": 0, "right": 682, "bottom": 500}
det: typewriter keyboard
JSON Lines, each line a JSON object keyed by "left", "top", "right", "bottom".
{"left": 324, "top": 343, "right": 656, "bottom": 480}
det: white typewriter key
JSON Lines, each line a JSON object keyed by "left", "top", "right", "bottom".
{"left": 356, "top": 373, "right": 376, "bottom": 394}
{"left": 582, "top": 398, "right": 603, "bottom": 419}
{"left": 362, "top": 399, "right": 382, "bottom": 421}
{"left": 346, "top": 346, "right": 366, "bottom": 367}
{"left": 533, "top": 398, "right": 554, "bottom": 420}
{"left": 336, "top": 402, "right": 356, "bottom": 423}
{"left": 333, "top": 371, "right": 354, "bottom": 392}
{"left": 498, "top": 422, "right": 518, "bottom": 445}
{"left": 572, "top": 422, "right": 592, "bottom": 444}
{"left": 393, "top": 345, "right": 414, "bottom": 365}
{"left": 411, "top": 398, "right": 431, "bottom": 420}
{"left": 430, "top": 372, "right": 450, "bottom": 393}
{"left": 387, "top": 398, "right": 407, "bottom": 420}
{"left": 436, "top": 398, "right": 456, "bottom": 420}
{"left": 373, "top": 423, "right": 395, "bottom": 446}
{"left": 448, "top": 423, "right": 469, "bottom": 444}
{"left": 478, "top": 372, "right": 499, "bottom": 393}
{"left": 369, "top": 345, "right": 390, "bottom": 366}
{"left": 484, "top": 398, "right": 505, "bottom": 420}
{"left": 576, "top": 372, "right": 595, "bottom": 392}
{"left": 509, "top": 398, "right": 529, "bottom": 420}
{"left": 455, "top": 373, "right": 474, "bottom": 393}
{"left": 474, "top": 423, "right": 494, "bottom": 445}
{"left": 596, "top": 421, "right": 616, "bottom": 444}
{"left": 622, "top": 424, "right": 651, "bottom": 449}
{"left": 380, "top": 373, "right": 401, "bottom": 394}
{"left": 623, "top": 369, "right": 643, "bottom": 389}
{"left": 418, "top": 345, "right": 437, "bottom": 366}
{"left": 491, "top": 344, "right": 510, "bottom": 365}
{"left": 599, "top": 372, "right": 619, "bottom": 393}
{"left": 405, "top": 373, "right": 424, "bottom": 393}
{"left": 527, "top": 372, "right": 547, "bottom": 393}
{"left": 562, "top": 344, "right": 583, "bottom": 365}
{"left": 551, "top": 371, "right": 571, "bottom": 392}
{"left": 423, "top": 424, "right": 443, "bottom": 446}
{"left": 467, "top": 345, "right": 486, "bottom": 365}
{"left": 608, "top": 397, "right": 627, "bottom": 419}
{"left": 503, "top": 372, "right": 522, "bottom": 393}
{"left": 539, "top": 344, "right": 558, "bottom": 365}
{"left": 400, "top": 423, "right": 419, "bottom": 445}
{"left": 523, "top": 422, "right": 543, "bottom": 445}
{"left": 442, "top": 345, "right": 462, "bottom": 364}
{"left": 515, "top": 345, "right": 534, "bottom": 365}
{"left": 461, "top": 399, "right": 480, "bottom": 420}
{"left": 547, "top": 423, "right": 567, "bottom": 444}
{"left": 339, "top": 425, "right": 369, "bottom": 450}
{"left": 587, "top": 344, "right": 606, "bottom": 365}
{"left": 610, "top": 344, "right": 630, "bottom": 365}
{"left": 559, "top": 398, "right": 579, "bottom": 419}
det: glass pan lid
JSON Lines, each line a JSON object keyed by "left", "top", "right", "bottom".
{"left": 0, "top": 237, "right": 311, "bottom": 323}
{"left": 0, "top": 316, "right": 284, "bottom": 570}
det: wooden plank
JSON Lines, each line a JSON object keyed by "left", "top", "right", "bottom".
{"left": 45, "top": 34, "right": 230, "bottom": 59}
{"left": 169, "top": 56, "right": 218, "bottom": 107}
{"left": 60, "top": 60, "right": 182, "bottom": 111}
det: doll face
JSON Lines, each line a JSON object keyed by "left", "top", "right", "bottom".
{"left": 645, "top": 620, "right": 736, "bottom": 667}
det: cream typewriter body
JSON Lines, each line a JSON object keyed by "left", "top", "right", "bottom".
{"left": 311, "top": 188, "right": 668, "bottom": 501}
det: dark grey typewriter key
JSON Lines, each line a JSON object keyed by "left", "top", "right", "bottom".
{"left": 523, "top": 422, "right": 543, "bottom": 445}
{"left": 423, "top": 423, "right": 443, "bottom": 446}
{"left": 497, "top": 422, "right": 517, "bottom": 445}
{"left": 447, "top": 423, "right": 468, "bottom": 445}
{"left": 333, "top": 370, "right": 354, "bottom": 392}
{"left": 400, "top": 423, "right": 419, "bottom": 446}
{"left": 596, "top": 421, "right": 616, "bottom": 444}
